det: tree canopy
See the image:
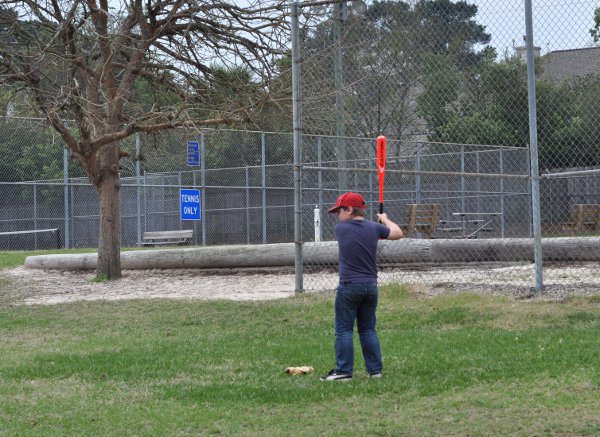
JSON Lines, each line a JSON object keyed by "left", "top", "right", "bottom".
{"left": 417, "top": 52, "right": 600, "bottom": 170}
{"left": 299, "top": 0, "right": 491, "bottom": 142}
{"left": 0, "top": 1, "right": 287, "bottom": 172}
{"left": 0, "top": 0, "right": 288, "bottom": 278}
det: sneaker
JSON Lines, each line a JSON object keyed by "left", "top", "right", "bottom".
{"left": 367, "top": 372, "right": 382, "bottom": 379}
{"left": 320, "top": 369, "right": 352, "bottom": 381}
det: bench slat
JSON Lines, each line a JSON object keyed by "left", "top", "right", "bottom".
{"left": 141, "top": 230, "right": 194, "bottom": 246}
{"left": 141, "top": 240, "right": 189, "bottom": 245}
{"left": 143, "top": 230, "right": 193, "bottom": 239}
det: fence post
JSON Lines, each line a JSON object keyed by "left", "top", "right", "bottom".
{"left": 368, "top": 140, "right": 373, "bottom": 221}
{"left": 33, "top": 183, "right": 38, "bottom": 250}
{"left": 246, "top": 166, "right": 251, "bottom": 244}
{"left": 136, "top": 133, "right": 142, "bottom": 247}
{"left": 526, "top": 147, "right": 533, "bottom": 238}
{"left": 333, "top": 3, "right": 347, "bottom": 191}
{"left": 317, "top": 136, "right": 323, "bottom": 230}
{"left": 525, "top": 0, "right": 544, "bottom": 292}
{"left": 416, "top": 145, "right": 422, "bottom": 204}
{"left": 461, "top": 145, "right": 466, "bottom": 214}
{"left": 200, "top": 131, "right": 206, "bottom": 246}
{"left": 261, "top": 132, "right": 267, "bottom": 244}
{"left": 476, "top": 151, "right": 481, "bottom": 214}
{"left": 178, "top": 171, "right": 182, "bottom": 230}
{"left": 193, "top": 169, "right": 199, "bottom": 246}
{"left": 70, "top": 184, "right": 74, "bottom": 248}
{"left": 499, "top": 149, "right": 506, "bottom": 238}
{"left": 63, "top": 147, "right": 69, "bottom": 249}
{"left": 177, "top": 172, "right": 183, "bottom": 230}
{"left": 143, "top": 172, "right": 147, "bottom": 235}
{"left": 161, "top": 174, "right": 166, "bottom": 230}
{"left": 291, "top": 1, "right": 303, "bottom": 292}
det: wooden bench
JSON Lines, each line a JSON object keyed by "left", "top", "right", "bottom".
{"left": 437, "top": 212, "right": 499, "bottom": 239}
{"left": 141, "top": 230, "right": 194, "bottom": 246}
{"left": 562, "top": 204, "right": 600, "bottom": 234}
{"left": 401, "top": 203, "right": 440, "bottom": 239}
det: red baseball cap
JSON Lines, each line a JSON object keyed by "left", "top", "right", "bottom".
{"left": 327, "top": 192, "right": 366, "bottom": 213}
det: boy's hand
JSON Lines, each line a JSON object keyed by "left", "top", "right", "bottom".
{"left": 376, "top": 213, "right": 403, "bottom": 239}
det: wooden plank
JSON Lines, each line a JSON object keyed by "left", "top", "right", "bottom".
{"left": 141, "top": 240, "right": 189, "bottom": 245}
{"left": 403, "top": 203, "right": 440, "bottom": 239}
{"left": 563, "top": 204, "right": 600, "bottom": 234}
{"left": 143, "top": 230, "right": 193, "bottom": 239}
{"left": 141, "top": 230, "right": 193, "bottom": 247}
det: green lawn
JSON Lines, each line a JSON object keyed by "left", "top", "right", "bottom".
{"left": 1, "top": 252, "right": 600, "bottom": 435}
{"left": 0, "top": 249, "right": 96, "bottom": 270}
{"left": 0, "top": 247, "right": 157, "bottom": 270}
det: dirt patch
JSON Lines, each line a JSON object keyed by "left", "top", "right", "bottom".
{"left": 4, "top": 267, "right": 297, "bottom": 305}
{"left": 3, "top": 262, "right": 600, "bottom": 306}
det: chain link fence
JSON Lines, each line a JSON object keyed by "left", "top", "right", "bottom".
{"left": 293, "top": 0, "right": 600, "bottom": 293}
{"left": 1, "top": 0, "right": 599, "bottom": 293}
{"left": 0, "top": 120, "right": 298, "bottom": 249}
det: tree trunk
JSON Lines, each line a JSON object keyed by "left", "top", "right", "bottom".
{"left": 24, "top": 237, "right": 600, "bottom": 270}
{"left": 96, "top": 143, "right": 121, "bottom": 279}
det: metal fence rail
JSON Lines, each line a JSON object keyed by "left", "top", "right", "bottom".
{"left": 0, "top": 128, "right": 297, "bottom": 249}
{"left": 289, "top": 0, "right": 600, "bottom": 293}
{"left": 1, "top": 124, "right": 598, "bottom": 293}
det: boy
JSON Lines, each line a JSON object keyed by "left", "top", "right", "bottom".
{"left": 321, "top": 192, "right": 402, "bottom": 381}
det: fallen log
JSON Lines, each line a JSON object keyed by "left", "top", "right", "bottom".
{"left": 23, "top": 237, "right": 600, "bottom": 271}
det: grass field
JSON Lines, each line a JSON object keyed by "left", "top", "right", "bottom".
{"left": 0, "top": 247, "right": 154, "bottom": 270}
{"left": 0, "top": 249, "right": 99, "bottom": 270}
{"left": 1, "top": 252, "right": 600, "bottom": 435}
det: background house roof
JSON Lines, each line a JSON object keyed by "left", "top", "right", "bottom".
{"left": 541, "top": 46, "right": 600, "bottom": 81}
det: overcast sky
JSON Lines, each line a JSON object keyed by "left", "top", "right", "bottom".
{"left": 469, "top": 0, "right": 598, "bottom": 56}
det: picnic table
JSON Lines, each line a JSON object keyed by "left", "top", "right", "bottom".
{"left": 438, "top": 212, "right": 502, "bottom": 239}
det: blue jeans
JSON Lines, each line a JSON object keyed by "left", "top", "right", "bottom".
{"left": 334, "top": 282, "right": 382, "bottom": 375}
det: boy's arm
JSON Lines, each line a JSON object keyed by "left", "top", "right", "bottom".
{"left": 376, "top": 213, "right": 403, "bottom": 240}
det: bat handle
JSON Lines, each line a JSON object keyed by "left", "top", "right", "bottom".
{"left": 379, "top": 203, "right": 384, "bottom": 214}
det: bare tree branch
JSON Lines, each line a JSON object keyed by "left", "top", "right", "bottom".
{"left": 0, "top": 0, "right": 288, "bottom": 168}
{"left": 0, "top": 0, "right": 289, "bottom": 278}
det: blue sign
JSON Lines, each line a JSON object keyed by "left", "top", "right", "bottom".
{"left": 180, "top": 189, "right": 201, "bottom": 221}
{"left": 187, "top": 141, "right": 199, "bottom": 166}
